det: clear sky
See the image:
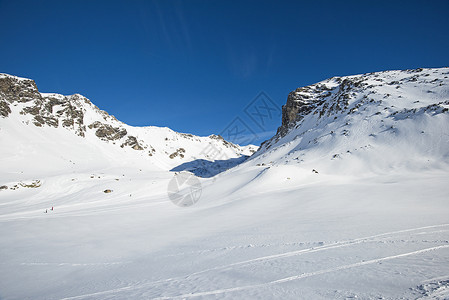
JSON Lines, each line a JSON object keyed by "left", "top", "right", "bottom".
{"left": 1, "top": 0, "right": 448, "bottom": 145}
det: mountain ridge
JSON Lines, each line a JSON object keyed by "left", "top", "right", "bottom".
{"left": 1, "top": 68, "right": 449, "bottom": 300}
{"left": 0, "top": 73, "right": 257, "bottom": 176}
{"left": 246, "top": 67, "right": 449, "bottom": 175}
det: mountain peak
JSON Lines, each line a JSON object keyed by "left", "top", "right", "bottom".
{"left": 252, "top": 67, "right": 449, "bottom": 174}
{"left": 0, "top": 73, "right": 257, "bottom": 175}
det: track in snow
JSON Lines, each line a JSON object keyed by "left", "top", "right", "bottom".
{"left": 152, "top": 245, "right": 449, "bottom": 299}
{"left": 60, "top": 223, "right": 449, "bottom": 299}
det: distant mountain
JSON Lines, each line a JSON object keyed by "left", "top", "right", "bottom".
{"left": 249, "top": 67, "right": 449, "bottom": 174}
{"left": 0, "top": 73, "right": 257, "bottom": 177}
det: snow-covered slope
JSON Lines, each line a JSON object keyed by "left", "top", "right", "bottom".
{"left": 0, "top": 68, "right": 448, "bottom": 300}
{"left": 0, "top": 73, "right": 257, "bottom": 180}
{"left": 249, "top": 67, "right": 449, "bottom": 175}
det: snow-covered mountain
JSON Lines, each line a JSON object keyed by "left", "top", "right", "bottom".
{"left": 1, "top": 68, "right": 448, "bottom": 300}
{"left": 248, "top": 67, "right": 449, "bottom": 175}
{"left": 0, "top": 73, "right": 257, "bottom": 179}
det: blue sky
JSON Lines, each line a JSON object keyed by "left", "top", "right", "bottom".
{"left": 1, "top": 0, "right": 448, "bottom": 145}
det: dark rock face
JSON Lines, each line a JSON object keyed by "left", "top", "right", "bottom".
{"left": 278, "top": 89, "right": 317, "bottom": 136}
{"left": 0, "top": 100, "right": 11, "bottom": 117}
{"left": 0, "top": 73, "right": 156, "bottom": 152}
{"left": 0, "top": 74, "right": 137, "bottom": 143}
{"left": 257, "top": 67, "right": 449, "bottom": 155}
{"left": 88, "top": 121, "right": 127, "bottom": 141}
{"left": 0, "top": 76, "right": 41, "bottom": 103}
{"left": 260, "top": 77, "right": 358, "bottom": 149}
{"left": 57, "top": 99, "right": 85, "bottom": 129}
{"left": 121, "top": 136, "right": 144, "bottom": 150}
{"left": 169, "top": 148, "right": 186, "bottom": 159}
{"left": 0, "top": 75, "right": 93, "bottom": 133}
{"left": 276, "top": 79, "right": 362, "bottom": 137}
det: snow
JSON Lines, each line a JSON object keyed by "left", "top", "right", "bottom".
{"left": 0, "top": 68, "right": 448, "bottom": 299}
{"left": 1, "top": 167, "right": 448, "bottom": 299}
{"left": 0, "top": 73, "right": 32, "bottom": 82}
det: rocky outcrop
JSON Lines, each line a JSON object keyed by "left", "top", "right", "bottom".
{"left": 0, "top": 100, "right": 11, "bottom": 117}
{"left": 0, "top": 73, "right": 258, "bottom": 162}
{"left": 121, "top": 136, "right": 144, "bottom": 150}
{"left": 169, "top": 148, "right": 186, "bottom": 159}
{"left": 0, "top": 180, "right": 41, "bottom": 191}
{"left": 276, "top": 76, "right": 382, "bottom": 137}
{"left": 257, "top": 67, "right": 449, "bottom": 154}
{"left": 209, "top": 134, "right": 239, "bottom": 149}
{"left": 278, "top": 89, "right": 319, "bottom": 137}
{"left": 88, "top": 121, "right": 127, "bottom": 141}
{"left": 0, "top": 75, "right": 91, "bottom": 133}
{"left": 0, "top": 74, "right": 127, "bottom": 140}
{"left": 0, "top": 75, "right": 41, "bottom": 103}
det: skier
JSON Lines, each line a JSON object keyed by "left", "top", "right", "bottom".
{"left": 45, "top": 209, "right": 47, "bottom": 213}
{"left": 51, "top": 206, "right": 53, "bottom": 211}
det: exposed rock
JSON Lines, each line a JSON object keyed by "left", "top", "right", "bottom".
{"left": 179, "top": 133, "right": 194, "bottom": 138}
{"left": 169, "top": 148, "right": 186, "bottom": 159}
{"left": 33, "top": 115, "right": 45, "bottom": 127}
{"left": 0, "top": 75, "right": 41, "bottom": 103}
{"left": 275, "top": 77, "right": 372, "bottom": 137}
{"left": 88, "top": 121, "right": 127, "bottom": 141}
{"left": 22, "top": 103, "right": 41, "bottom": 115}
{"left": 121, "top": 136, "right": 144, "bottom": 150}
{"left": 19, "top": 180, "right": 41, "bottom": 188}
{"left": 43, "top": 95, "right": 65, "bottom": 113}
{"left": 0, "top": 73, "right": 258, "bottom": 164}
{"left": 0, "top": 100, "right": 11, "bottom": 117}
{"left": 209, "top": 134, "right": 239, "bottom": 149}
{"left": 3, "top": 180, "right": 41, "bottom": 190}
{"left": 279, "top": 91, "right": 317, "bottom": 136}
{"left": 148, "top": 146, "right": 156, "bottom": 156}
{"left": 209, "top": 134, "right": 224, "bottom": 140}
{"left": 59, "top": 103, "right": 84, "bottom": 127}
{"left": 256, "top": 67, "right": 449, "bottom": 157}
{"left": 0, "top": 75, "right": 90, "bottom": 134}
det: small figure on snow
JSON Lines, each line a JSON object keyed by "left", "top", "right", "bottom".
{"left": 51, "top": 206, "right": 53, "bottom": 211}
{"left": 45, "top": 209, "right": 47, "bottom": 213}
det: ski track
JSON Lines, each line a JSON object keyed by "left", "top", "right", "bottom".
{"left": 18, "top": 262, "right": 128, "bottom": 267}
{"left": 153, "top": 245, "right": 449, "bottom": 300}
{"left": 60, "top": 223, "right": 449, "bottom": 300}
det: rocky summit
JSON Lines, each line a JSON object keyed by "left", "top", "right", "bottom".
{"left": 253, "top": 67, "right": 449, "bottom": 172}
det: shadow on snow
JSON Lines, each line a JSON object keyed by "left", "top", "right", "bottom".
{"left": 170, "top": 156, "right": 250, "bottom": 178}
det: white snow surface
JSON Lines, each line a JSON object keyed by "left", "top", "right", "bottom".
{"left": 0, "top": 68, "right": 449, "bottom": 299}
